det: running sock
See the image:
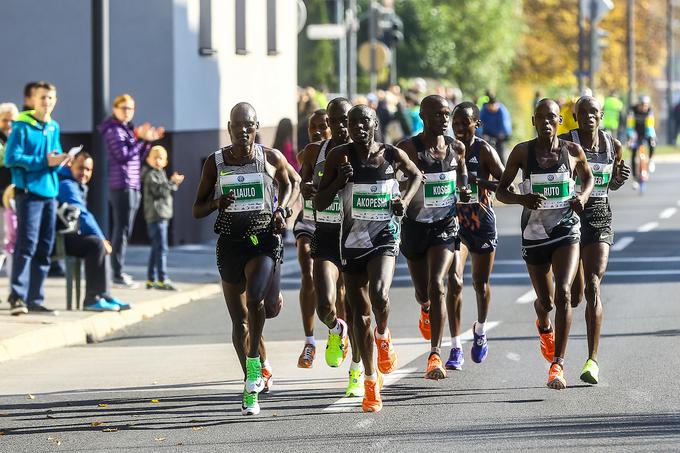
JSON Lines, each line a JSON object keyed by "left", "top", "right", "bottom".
{"left": 452, "top": 336, "right": 462, "bottom": 348}
{"left": 553, "top": 357, "right": 565, "bottom": 367}
{"left": 330, "top": 320, "right": 342, "bottom": 334}
{"left": 262, "top": 360, "right": 271, "bottom": 370}
{"left": 375, "top": 328, "right": 389, "bottom": 340}
{"left": 366, "top": 372, "right": 378, "bottom": 381}
{"left": 475, "top": 322, "right": 486, "bottom": 335}
{"left": 305, "top": 336, "right": 316, "bottom": 346}
{"left": 539, "top": 321, "right": 553, "bottom": 334}
{"left": 350, "top": 360, "right": 363, "bottom": 371}
{"left": 422, "top": 304, "right": 430, "bottom": 313}
{"left": 430, "top": 347, "right": 441, "bottom": 356}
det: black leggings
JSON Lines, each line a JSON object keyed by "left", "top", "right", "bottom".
{"left": 64, "top": 234, "right": 112, "bottom": 305}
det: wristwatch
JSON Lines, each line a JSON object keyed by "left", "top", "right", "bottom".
{"left": 275, "top": 207, "right": 293, "bottom": 219}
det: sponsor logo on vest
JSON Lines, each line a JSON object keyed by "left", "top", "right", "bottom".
{"left": 385, "top": 165, "right": 394, "bottom": 174}
{"left": 468, "top": 156, "right": 478, "bottom": 164}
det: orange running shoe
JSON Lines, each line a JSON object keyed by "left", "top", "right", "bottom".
{"left": 547, "top": 362, "right": 566, "bottom": 389}
{"left": 418, "top": 307, "right": 431, "bottom": 340}
{"left": 362, "top": 372, "right": 384, "bottom": 413}
{"left": 297, "top": 343, "right": 316, "bottom": 368}
{"left": 536, "top": 320, "right": 555, "bottom": 362}
{"left": 424, "top": 353, "right": 446, "bottom": 380}
{"left": 262, "top": 366, "right": 273, "bottom": 393}
{"left": 375, "top": 328, "right": 398, "bottom": 374}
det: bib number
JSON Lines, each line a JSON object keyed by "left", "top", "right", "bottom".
{"left": 423, "top": 171, "right": 456, "bottom": 208}
{"left": 316, "top": 196, "right": 342, "bottom": 223}
{"left": 576, "top": 163, "right": 612, "bottom": 198}
{"left": 352, "top": 183, "right": 392, "bottom": 221}
{"left": 219, "top": 173, "right": 265, "bottom": 212}
{"left": 530, "top": 172, "right": 572, "bottom": 209}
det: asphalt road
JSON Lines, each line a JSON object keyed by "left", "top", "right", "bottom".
{"left": 2, "top": 163, "right": 680, "bottom": 452}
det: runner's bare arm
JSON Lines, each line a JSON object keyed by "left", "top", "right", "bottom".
{"left": 569, "top": 142, "right": 593, "bottom": 211}
{"left": 193, "top": 154, "right": 222, "bottom": 219}
{"left": 452, "top": 139, "right": 471, "bottom": 202}
{"left": 299, "top": 142, "right": 320, "bottom": 199}
{"left": 496, "top": 143, "right": 543, "bottom": 209}
{"left": 609, "top": 138, "right": 630, "bottom": 191}
{"left": 393, "top": 146, "right": 422, "bottom": 206}
{"left": 286, "top": 162, "right": 301, "bottom": 206}
{"left": 477, "top": 141, "right": 505, "bottom": 192}
{"left": 314, "top": 146, "right": 349, "bottom": 211}
{"left": 267, "top": 148, "right": 293, "bottom": 210}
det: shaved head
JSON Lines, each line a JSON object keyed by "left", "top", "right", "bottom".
{"left": 230, "top": 102, "right": 257, "bottom": 123}
{"left": 327, "top": 97, "right": 352, "bottom": 116}
{"left": 349, "top": 104, "right": 375, "bottom": 121}
{"left": 421, "top": 94, "right": 448, "bottom": 113}
{"left": 575, "top": 96, "right": 601, "bottom": 114}
{"left": 535, "top": 98, "right": 560, "bottom": 115}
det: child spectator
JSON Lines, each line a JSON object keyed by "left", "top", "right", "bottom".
{"left": 2, "top": 185, "right": 17, "bottom": 282}
{"left": 142, "top": 146, "right": 184, "bottom": 290}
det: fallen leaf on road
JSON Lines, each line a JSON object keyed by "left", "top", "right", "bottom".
{"left": 272, "top": 413, "right": 278, "bottom": 417}
{"left": 47, "top": 436, "right": 62, "bottom": 445}
{"left": 98, "top": 403, "right": 108, "bottom": 407}
{"left": 26, "top": 394, "right": 35, "bottom": 400}
{"left": 0, "top": 431, "right": 5, "bottom": 436}
{"left": 150, "top": 399, "right": 160, "bottom": 403}
{"left": 154, "top": 437, "right": 166, "bottom": 442}
{"left": 191, "top": 426, "right": 203, "bottom": 431}
{"left": 152, "top": 381, "right": 159, "bottom": 385}
{"left": 46, "top": 414, "right": 55, "bottom": 419}
{"left": 91, "top": 421, "right": 104, "bottom": 427}
{"left": 102, "top": 428, "right": 118, "bottom": 433}
{"left": 176, "top": 443, "right": 184, "bottom": 446}
{"left": 0, "top": 413, "right": 9, "bottom": 417}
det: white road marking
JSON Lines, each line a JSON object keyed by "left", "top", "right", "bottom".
{"left": 506, "top": 352, "right": 521, "bottom": 362}
{"left": 659, "top": 207, "right": 677, "bottom": 219}
{"left": 516, "top": 289, "right": 537, "bottom": 304}
{"left": 637, "top": 222, "right": 659, "bottom": 233}
{"left": 324, "top": 322, "right": 500, "bottom": 412}
{"left": 611, "top": 236, "right": 635, "bottom": 252}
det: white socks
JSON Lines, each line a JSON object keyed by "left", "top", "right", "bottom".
{"left": 262, "top": 359, "right": 271, "bottom": 370}
{"left": 475, "top": 322, "right": 486, "bottom": 336}
{"left": 330, "top": 320, "right": 342, "bottom": 334}
{"left": 305, "top": 336, "right": 316, "bottom": 347}
{"left": 366, "top": 372, "right": 378, "bottom": 381}
{"left": 375, "top": 328, "right": 389, "bottom": 340}
{"left": 350, "top": 360, "right": 363, "bottom": 371}
{"left": 452, "top": 336, "right": 462, "bottom": 349}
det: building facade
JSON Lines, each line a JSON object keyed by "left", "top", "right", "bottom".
{"left": 0, "top": 0, "right": 298, "bottom": 244}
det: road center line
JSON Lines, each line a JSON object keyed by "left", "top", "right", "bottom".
{"left": 637, "top": 222, "right": 659, "bottom": 233}
{"left": 611, "top": 236, "right": 634, "bottom": 252}
{"left": 324, "top": 322, "right": 500, "bottom": 412}
{"left": 659, "top": 207, "right": 677, "bottom": 219}
{"left": 516, "top": 289, "right": 537, "bottom": 304}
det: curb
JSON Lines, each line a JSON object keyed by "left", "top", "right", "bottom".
{"left": 0, "top": 283, "right": 222, "bottom": 364}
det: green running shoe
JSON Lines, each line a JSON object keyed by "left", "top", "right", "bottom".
{"left": 580, "top": 358, "right": 599, "bottom": 384}
{"left": 326, "top": 319, "right": 349, "bottom": 367}
{"left": 241, "top": 389, "right": 260, "bottom": 415}
{"left": 245, "top": 357, "right": 265, "bottom": 393}
{"left": 345, "top": 368, "right": 365, "bottom": 397}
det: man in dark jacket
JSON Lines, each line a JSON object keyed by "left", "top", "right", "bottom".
{"left": 58, "top": 151, "right": 131, "bottom": 311}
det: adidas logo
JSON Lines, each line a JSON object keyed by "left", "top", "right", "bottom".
{"left": 481, "top": 242, "right": 490, "bottom": 249}
{"left": 385, "top": 165, "right": 394, "bottom": 174}
{"left": 468, "top": 156, "right": 479, "bottom": 164}
{"left": 557, "top": 164, "right": 568, "bottom": 172}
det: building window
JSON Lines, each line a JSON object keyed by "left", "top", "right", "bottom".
{"left": 199, "top": 0, "right": 217, "bottom": 56}
{"left": 267, "top": 0, "right": 278, "bottom": 55}
{"left": 235, "top": 0, "right": 247, "bottom": 55}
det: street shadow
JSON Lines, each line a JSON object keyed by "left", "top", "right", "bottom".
{"left": 487, "top": 328, "right": 680, "bottom": 344}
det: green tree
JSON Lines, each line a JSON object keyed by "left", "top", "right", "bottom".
{"left": 394, "top": 0, "right": 523, "bottom": 95}
{"left": 298, "top": 0, "right": 337, "bottom": 90}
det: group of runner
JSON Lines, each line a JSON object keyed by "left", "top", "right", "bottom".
{"left": 192, "top": 94, "right": 630, "bottom": 415}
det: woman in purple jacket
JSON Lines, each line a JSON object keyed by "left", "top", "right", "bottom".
{"left": 98, "top": 94, "right": 164, "bottom": 287}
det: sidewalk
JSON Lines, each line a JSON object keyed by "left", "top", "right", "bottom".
{"left": 0, "top": 244, "right": 225, "bottom": 363}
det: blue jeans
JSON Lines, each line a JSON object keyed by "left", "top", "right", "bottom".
{"left": 10, "top": 192, "right": 56, "bottom": 305}
{"left": 146, "top": 220, "right": 168, "bottom": 282}
{"left": 110, "top": 188, "right": 141, "bottom": 279}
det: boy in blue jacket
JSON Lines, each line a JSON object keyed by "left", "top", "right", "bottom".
{"left": 58, "top": 151, "right": 130, "bottom": 311}
{"left": 4, "top": 82, "right": 71, "bottom": 315}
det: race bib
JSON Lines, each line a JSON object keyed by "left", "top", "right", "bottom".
{"left": 316, "top": 196, "right": 341, "bottom": 223}
{"left": 219, "top": 173, "right": 264, "bottom": 212}
{"left": 530, "top": 172, "right": 572, "bottom": 209}
{"left": 351, "top": 183, "right": 392, "bottom": 221}
{"left": 423, "top": 171, "right": 456, "bottom": 208}
{"left": 576, "top": 163, "right": 613, "bottom": 198}
{"left": 303, "top": 199, "right": 315, "bottom": 221}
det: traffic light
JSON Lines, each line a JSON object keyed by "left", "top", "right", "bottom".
{"left": 377, "top": 10, "right": 403, "bottom": 48}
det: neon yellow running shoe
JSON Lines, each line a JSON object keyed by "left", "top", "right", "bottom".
{"left": 325, "top": 319, "right": 349, "bottom": 367}
{"left": 580, "top": 358, "right": 599, "bottom": 384}
{"left": 345, "top": 368, "right": 365, "bottom": 397}
{"left": 245, "top": 357, "right": 264, "bottom": 393}
{"left": 241, "top": 389, "right": 260, "bottom": 415}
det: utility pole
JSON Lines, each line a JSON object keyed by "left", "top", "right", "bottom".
{"left": 589, "top": 0, "right": 598, "bottom": 93}
{"left": 578, "top": 0, "right": 586, "bottom": 93}
{"left": 369, "top": 0, "right": 378, "bottom": 93}
{"left": 667, "top": 0, "right": 675, "bottom": 144}
{"left": 627, "top": 0, "right": 635, "bottom": 108}
{"left": 91, "top": 0, "right": 110, "bottom": 233}
{"left": 336, "top": 0, "right": 347, "bottom": 97}
{"left": 348, "top": 0, "right": 357, "bottom": 100}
